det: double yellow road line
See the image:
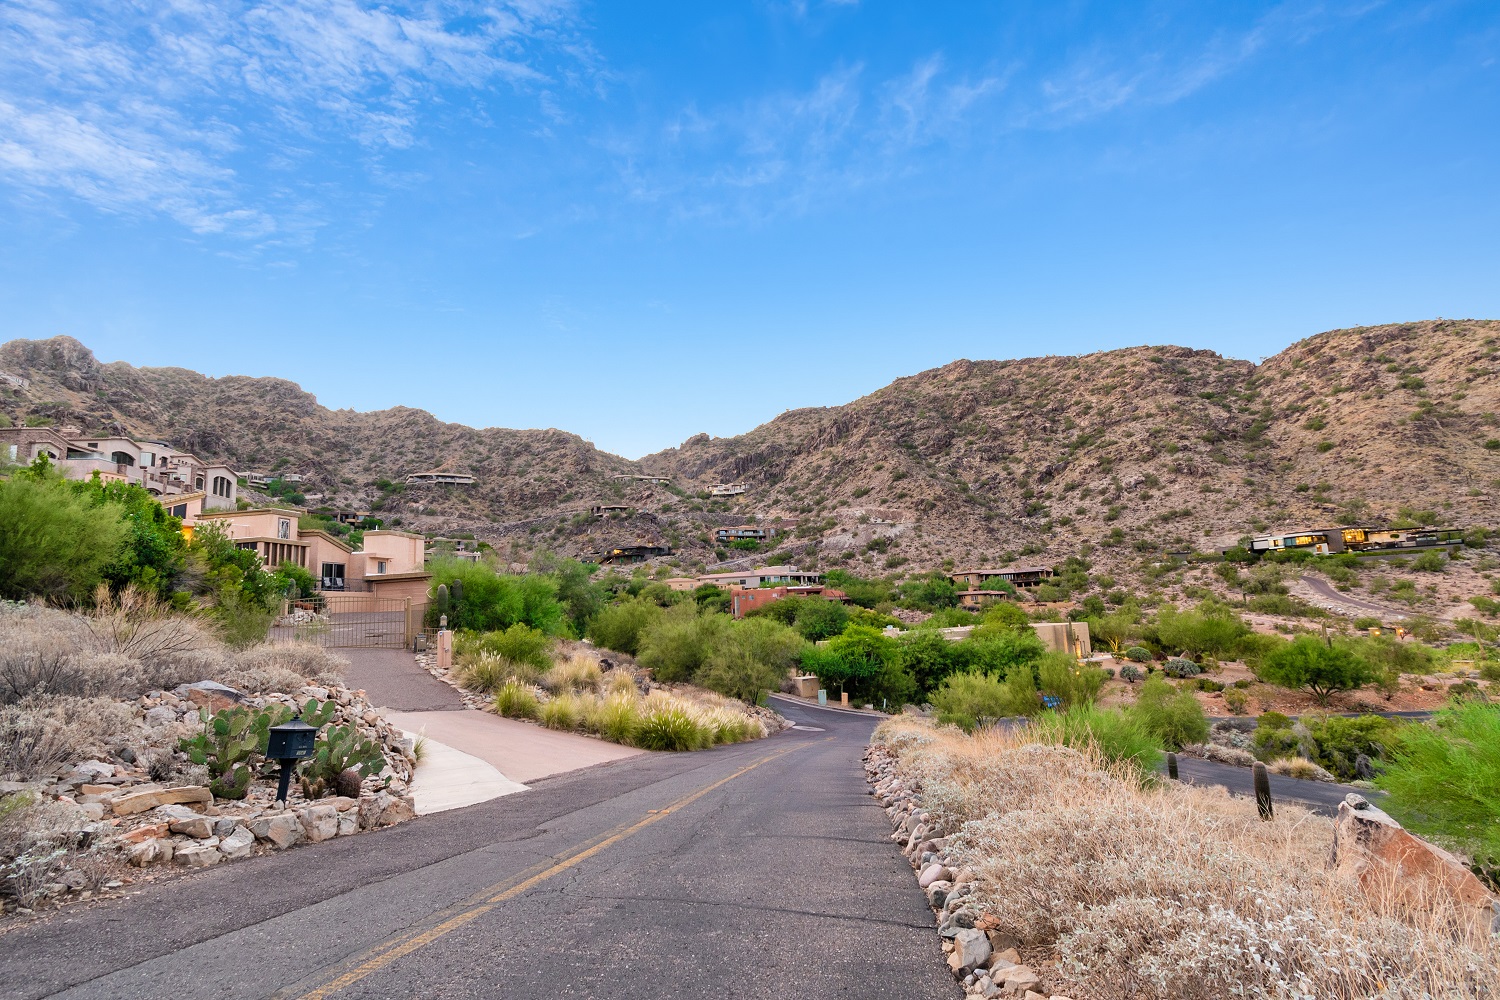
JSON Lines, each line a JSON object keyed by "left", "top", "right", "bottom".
{"left": 280, "top": 738, "right": 821, "bottom": 999}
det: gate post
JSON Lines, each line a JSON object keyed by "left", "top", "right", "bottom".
{"left": 403, "top": 597, "right": 413, "bottom": 647}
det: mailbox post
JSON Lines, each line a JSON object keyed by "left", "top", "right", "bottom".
{"left": 267, "top": 716, "right": 319, "bottom": 808}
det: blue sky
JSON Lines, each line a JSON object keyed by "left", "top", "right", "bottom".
{"left": 1, "top": 1, "right": 1497, "bottom": 458}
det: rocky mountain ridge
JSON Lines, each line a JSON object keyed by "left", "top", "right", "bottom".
{"left": 3, "top": 319, "right": 1496, "bottom": 573}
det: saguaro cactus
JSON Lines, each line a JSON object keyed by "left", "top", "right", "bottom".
{"left": 1253, "top": 761, "right": 1274, "bottom": 820}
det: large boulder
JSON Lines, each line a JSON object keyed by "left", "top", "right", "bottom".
{"left": 248, "top": 813, "right": 304, "bottom": 850}
{"left": 1333, "top": 793, "right": 1500, "bottom": 934}
{"left": 298, "top": 804, "right": 339, "bottom": 843}
{"left": 173, "top": 681, "right": 244, "bottom": 712}
{"left": 947, "top": 927, "right": 991, "bottom": 974}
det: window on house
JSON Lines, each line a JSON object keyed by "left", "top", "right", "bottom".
{"left": 170, "top": 504, "right": 187, "bottom": 518}
{"left": 195, "top": 476, "right": 204, "bottom": 490}
{"left": 278, "top": 519, "right": 291, "bottom": 539}
{"left": 376, "top": 561, "right": 387, "bottom": 574}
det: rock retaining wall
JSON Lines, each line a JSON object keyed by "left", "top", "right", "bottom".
{"left": 864, "top": 743, "right": 1072, "bottom": 1000}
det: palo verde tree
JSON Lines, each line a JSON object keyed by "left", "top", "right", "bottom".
{"left": 1257, "top": 634, "right": 1377, "bottom": 706}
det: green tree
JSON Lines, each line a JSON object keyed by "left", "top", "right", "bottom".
{"left": 696, "top": 617, "right": 806, "bottom": 703}
{"left": 637, "top": 604, "right": 730, "bottom": 683}
{"left": 1258, "top": 635, "right": 1377, "bottom": 706}
{"left": 271, "top": 560, "right": 317, "bottom": 600}
{"left": 1155, "top": 602, "right": 1250, "bottom": 658}
{"left": 83, "top": 478, "right": 187, "bottom": 599}
{"left": 896, "top": 571, "right": 958, "bottom": 611}
{"left": 791, "top": 598, "right": 850, "bottom": 640}
{"left": 979, "top": 601, "right": 1031, "bottom": 630}
{"left": 426, "top": 558, "right": 568, "bottom": 635}
{"left": 896, "top": 630, "right": 966, "bottom": 696}
{"left": 0, "top": 463, "right": 127, "bottom": 602}
{"left": 824, "top": 569, "right": 894, "bottom": 609}
{"left": 587, "top": 598, "right": 663, "bottom": 656}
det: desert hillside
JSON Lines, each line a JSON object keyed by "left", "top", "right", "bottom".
{"left": 2, "top": 320, "right": 1496, "bottom": 574}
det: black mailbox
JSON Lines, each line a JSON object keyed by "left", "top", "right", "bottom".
{"left": 267, "top": 717, "right": 318, "bottom": 761}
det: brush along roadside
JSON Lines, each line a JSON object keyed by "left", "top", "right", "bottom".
{"left": 866, "top": 715, "right": 1500, "bottom": 1000}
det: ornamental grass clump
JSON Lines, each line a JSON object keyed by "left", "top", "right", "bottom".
{"left": 459, "top": 653, "right": 530, "bottom": 693}
{"left": 873, "top": 715, "right": 1500, "bottom": 1000}
{"left": 493, "top": 680, "right": 540, "bottom": 721}
{"left": 633, "top": 705, "right": 712, "bottom": 751}
{"left": 541, "top": 655, "right": 603, "bottom": 694}
{"left": 539, "top": 692, "right": 582, "bottom": 731}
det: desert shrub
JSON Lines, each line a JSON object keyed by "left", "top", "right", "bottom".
{"left": 1, "top": 696, "right": 140, "bottom": 781}
{"left": 1118, "top": 664, "right": 1143, "bottom": 683}
{"left": 1412, "top": 550, "right": 1446, "bottom": 572}
{"left": 1267, "top": 756, "right": 1335, "bottom": 781}
{"left": 694, "top": 644, "right": 783, "bottom": 705}
{"left": 586, "top": 598, "right": 663, "bottom": 656}
{"left": 1162, "top": 657, "right": 1201, "bottom": 678}
{"left": 228, "top": 643, "right": 345, "bottom": 687}
{"left": 212, "top": 586, "right": 276, "bottom": 649}
{"left": 936, "top": 668, "right": 1043, "bottom": 731}
{"left": 1193, "top": 678, "right": 1224, "bottom": 692}
{"left": 1223, "top": 687, "right": 1249, "bottom": 714}
{"left": 493, "top": 680, "right": 541, "bottom": 721}
{"left": 1128, "top": 675, "right": 1209, "bottom": 749}
{"left": 542, "top": 655, "right": 604, "bottom": 694}
{"left": 1378, "top": 701, "right": 1500, "bottom": 879}
{"left": 1029, "top": 705, "right": 1163, "bottom": 778}
{"left": 458, "top": 623, "right": 553, "bottom": 673}
{"left": 633, "top": 705, "right": 712, "bottom": 751}
{"left": 933, "top": 673, "right": 1010, "bottom": 731}
{"left": 539, "top": 692, "right": 583, "bottom": 731}
{"left": 1300, "top": 713, "right": 1404, "bottom": 781}
{"left": 426, "top": 558, "right": 568, "bottom": 635}
{"left": 0, "top": 466, "right": 129, "bottom": 603}
{"left": 875, "top": 716, "right": 1500, "bottom": 999}
{"left": 1038, "top": 653, "right": 1108, "bottom": 707}
{"left": 1124, "top": 646, "right": 1153, "bottom": 663}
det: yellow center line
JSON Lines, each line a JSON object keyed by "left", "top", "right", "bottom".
{"left": 288, "top": 738, "right": 825, "bottom": 1000}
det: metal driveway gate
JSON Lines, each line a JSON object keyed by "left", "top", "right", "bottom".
{"left": 271, "top": 595, "right": 415, "bottom": 649}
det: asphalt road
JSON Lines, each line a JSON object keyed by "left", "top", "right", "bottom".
{"left": 1299, "top": 575, "right": 1402, "bottom": 618}
{"left": 0, "top": 701, "right": 956, "bottom": 1000}
{"left": 339, "top": 648, "right": 467, "bottom": 712}
{"left": 1172, "top": 754, "right": 1373, "bottom": 815}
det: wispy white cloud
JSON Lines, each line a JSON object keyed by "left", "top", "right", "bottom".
{"left": 611, "top": 56, "right": 1005, "bottom": 222}
{"left": 0, "top": 0, "right": 585, "bottom": 239}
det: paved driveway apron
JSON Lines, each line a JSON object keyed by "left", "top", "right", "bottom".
{"left": 1, "top": 701, "right": 955, "bottom": 1000}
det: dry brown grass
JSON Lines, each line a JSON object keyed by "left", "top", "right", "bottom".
{"left": 874, "top": 716, "right": 1500, "bottom": 1000}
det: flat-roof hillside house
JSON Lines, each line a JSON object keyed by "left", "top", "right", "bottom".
{"left": 1246, "top": 526, "right": 1465, "bottom": 557}
{"left": 591, "top": 505, "right": 634, "bottom": 517}
{"left": 715, "top": 525, "right": 771, "bottom": 545}
{"left": 698, "top": 565, "right": 822, "bottom": 590}
{"left": 950, "top": 566, "right": 1054, "bottom": 589}
{"left": 730, "top": 585, "right": 848, "bottom": 618}
{"left": 426, "top": 537, "right": 482, "bottom": 562}
{"left": 599, "top": 544, "right": 672, "bottom": 566}
{"left": 0, "top": 427, "right": 238, "bottom": 513}
{"left": 197, "top": 509, "right": 428, "bottom": 597}
{"left": 405, "top": 470, "right": 475, "bottom": 487}
{"left": 709, "top": 483, "right": 747, "bottom": 497}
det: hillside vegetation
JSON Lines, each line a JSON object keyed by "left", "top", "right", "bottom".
{"left": 2, "top": 320, "right": 1496, "bottom": 573}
